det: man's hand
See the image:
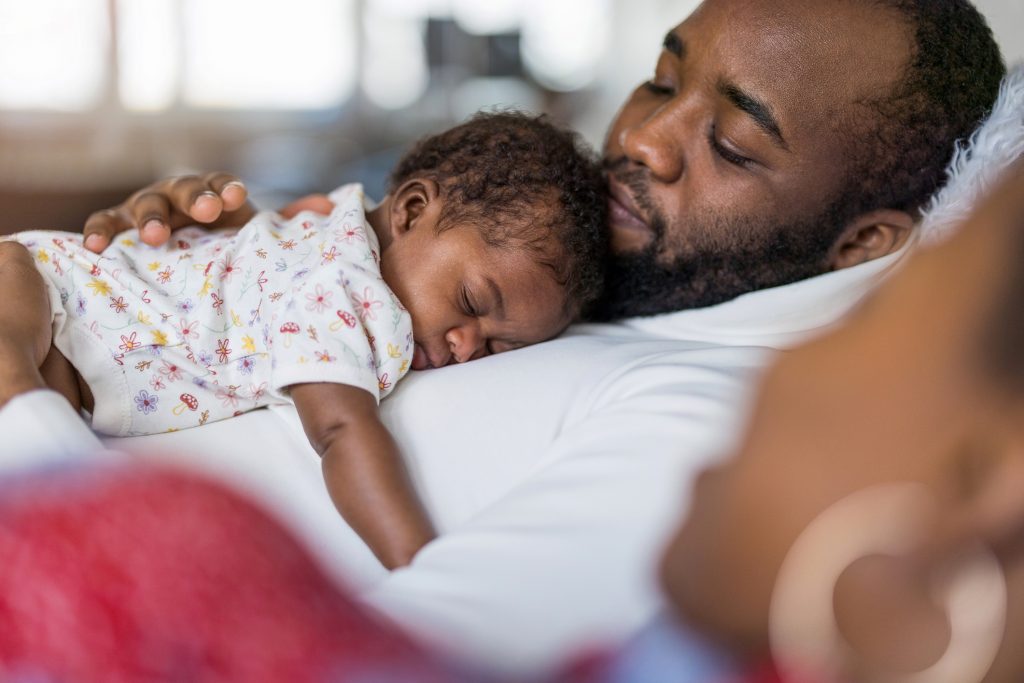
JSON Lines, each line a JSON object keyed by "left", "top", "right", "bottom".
{"left": 83, "top": 172, "right": 256, "bottom": 253}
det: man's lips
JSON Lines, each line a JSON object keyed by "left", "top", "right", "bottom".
{"left": 607, "top": 177, "right": 651, "bottom": 236}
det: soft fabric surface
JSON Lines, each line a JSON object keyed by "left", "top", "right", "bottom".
{"left": 0, "top": 463, "right": 453, "bottom": 683}
{"left": 920, "top": 62, "right": 1024, "bottom": 243}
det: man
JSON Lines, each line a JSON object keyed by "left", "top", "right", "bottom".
{"left": 0, "top": 0, "right": 1005, "bottom": 674}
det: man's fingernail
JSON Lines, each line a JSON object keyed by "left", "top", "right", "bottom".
{"left": 222, "top": 181, "right": 245, "bottom": 193}
{"left": 85, "top": 234, "right": 104, "bottom": 250}
{"left": 194, "top": 192, "right": 219, "bottom": 212}
{"left": 142, "top": 219, "right": 165, "bottom": 235}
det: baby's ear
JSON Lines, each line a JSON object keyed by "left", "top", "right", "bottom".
{"left": 389, "top": 178, "right": 441, "bottom": 240}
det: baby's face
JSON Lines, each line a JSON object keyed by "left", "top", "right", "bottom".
{"left": 380, "top": 216, "right": 571, "bottom": 370}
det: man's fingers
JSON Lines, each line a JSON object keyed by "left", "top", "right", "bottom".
{"left": 201, "top": 172, "right": 248, "bottom": 212}
{"left": 83, "top": 209, "right": 128, "bottom": 253}
{"left": 162, "top": 173, "right": 246, "bottom": 224}
{"left": 164, "top": 175, "right": 223, "bottom": 224}
{"left": 82, "top": 173, "right": 249, "bottom": 254}
{"left": 129, "top": 192, "right": 174, "bottom": 246}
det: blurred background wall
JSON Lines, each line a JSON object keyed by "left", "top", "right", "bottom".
{"left": 0, "top": 0, "right": 1021, "bottom": 234}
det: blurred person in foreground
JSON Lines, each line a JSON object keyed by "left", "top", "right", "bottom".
{"left": 2, "top": 146, "right": 1023, "bottom": 683}
{"left": 663, "top": 159, "right": 1024, "bottom": 682}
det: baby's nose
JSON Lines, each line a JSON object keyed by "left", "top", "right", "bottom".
{"left": 445, "top": 325, "right": 485, "bottom": 363}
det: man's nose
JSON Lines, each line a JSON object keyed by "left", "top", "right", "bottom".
{"left": 445, "top": 324, "right": 487, "bottom": 364}
{"left": 619, "top": 101, "right": 688, "bottom": 183}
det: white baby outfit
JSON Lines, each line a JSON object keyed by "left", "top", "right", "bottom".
{"left": 11, "top": 184, "right": 412, "bottom": 436}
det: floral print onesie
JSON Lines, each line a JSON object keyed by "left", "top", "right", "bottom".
{"left": 10, "top": 184, "right": 413, "bottom": 436}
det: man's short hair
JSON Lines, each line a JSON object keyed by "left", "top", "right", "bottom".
{"left": 832, "top": 0, "right": 1005, "bottom": 227}
{"left": 389, "top": 111, "right": 608, "bottom": 319}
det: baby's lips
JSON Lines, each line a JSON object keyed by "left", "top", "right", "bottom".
{"left": 411, "top": 343, "right": 432, "bottom": 370}
{"left": 411, "top": 344, "right": 428, "bottom": 370}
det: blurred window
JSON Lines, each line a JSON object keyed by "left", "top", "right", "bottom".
{"left": 117, "top": 0, "right": 179, "bottom": 111}
{"left": 0, "top": 0, "right": 109, "bottom": 110}
{"left": 179, "top": 0, "right": 357, "bottom": 110}
{"left": 0, "top": 0, "right": 357, "bottom": 112}
{"left": 0, "top": 0, "right": 610, "bottom": 115}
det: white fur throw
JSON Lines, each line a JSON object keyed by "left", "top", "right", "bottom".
{"left": 919, "top": 62, "right": 1024, "bottom": 244}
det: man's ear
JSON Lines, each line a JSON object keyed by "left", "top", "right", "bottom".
{"left": 388, "top": 178, "right": 441, "bottom": 241}
{"left": 829, "top": 210, "right": 916, "bottom": 270}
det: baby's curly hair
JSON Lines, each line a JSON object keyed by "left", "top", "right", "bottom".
{"left": 389, "top": 111, "right": 608, "bottom": 319}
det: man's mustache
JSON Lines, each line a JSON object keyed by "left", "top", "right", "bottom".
{"left": 603, "top": 157, "right": 665, "bottom": 243}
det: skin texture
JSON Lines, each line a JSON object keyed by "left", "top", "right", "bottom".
{"left": 662, "top": 163, "right": 1024, "bottom": 680}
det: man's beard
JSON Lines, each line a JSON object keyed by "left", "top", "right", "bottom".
{"left": 591, "top": 168, "right": 844, "bottom": 320}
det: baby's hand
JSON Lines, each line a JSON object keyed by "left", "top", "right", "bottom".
{"left": 83, "top": 172, "right": 255, "bottom": 253}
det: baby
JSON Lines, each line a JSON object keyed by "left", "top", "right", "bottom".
{"left": 0, "top": 111, "right": 608, "bottom": 568}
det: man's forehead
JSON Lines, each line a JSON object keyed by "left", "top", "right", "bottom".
{"left": 669, "top": 0, "right": 911, "bottom": 133}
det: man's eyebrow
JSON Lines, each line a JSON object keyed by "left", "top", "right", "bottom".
{"left": 484, "top": 277, "right": 506, "bottom": 319}
{"left": 663, "top": 31, "right": 684, "bottom": 58}
{"left": 718, "top": 80, "right": 789, "bottom": 152}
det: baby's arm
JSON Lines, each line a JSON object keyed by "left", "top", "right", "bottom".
{"left": 290, "top": 382, "right": 436, "bottom": 569}
{"left": 0, "top": 243, "right": 52, "bottom": 408}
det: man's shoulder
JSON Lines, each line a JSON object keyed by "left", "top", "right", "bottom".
{"left": 438, "top": 324, "right": 772, "bottom": 407}
{"left": 553, "top": 327, "right": 772, "bottom": 425}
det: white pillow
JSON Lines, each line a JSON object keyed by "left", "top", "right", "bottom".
{"left": 920, "top": 62, "right": 1024, "bottom": 244}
